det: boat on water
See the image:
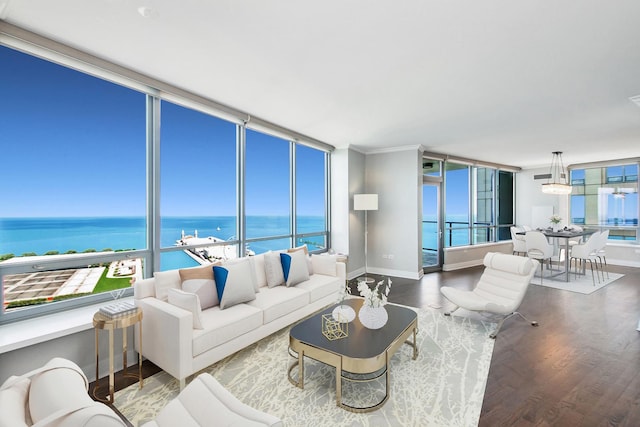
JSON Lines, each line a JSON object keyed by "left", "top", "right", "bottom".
{"left": 176, "top": 230, "right": 253, "bottom": 264}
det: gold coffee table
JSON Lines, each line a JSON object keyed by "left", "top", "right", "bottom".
{"left": 288, "top": 298, "right": 418, "bottom": 413}
{"left": 92, "top": 307, "right": 143, "bottom": 404}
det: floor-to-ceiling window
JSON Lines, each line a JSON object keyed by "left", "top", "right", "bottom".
{"left": 444, "top": 162, "right": 470, "bottom": 247}
{"left": 474, "top": 167, "right": 494, "bottom": 244}
{"left": 245, "top": 129, "right": 292, "bottom": 254}
{"left": 0, "top": 44, "right": 147, "bottom": 316}
{"left": 444, "top": 161, "right": 515, "bottom": 248}
{"left": 0, "top": 41, "right": 331, "bottom": 323}
{"left": 159, "top": 101, "right": 238, "bottom": 270}
{"left": 295, "top": 144, "right": 328, "bottom": 251}
{"left": 570, "top": 161, "right": 638, "bottom": 241}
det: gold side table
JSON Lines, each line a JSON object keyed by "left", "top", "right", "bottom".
{"left": 92, "top": 308, "right": 143, "bottom": 404}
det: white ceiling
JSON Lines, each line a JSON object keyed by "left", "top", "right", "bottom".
{"left": 2, "top": 0, "right": 640, "bottom": 169}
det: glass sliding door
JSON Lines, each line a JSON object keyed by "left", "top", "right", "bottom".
{"left": 422, "top": 183, "right": 441, "bottom": 270}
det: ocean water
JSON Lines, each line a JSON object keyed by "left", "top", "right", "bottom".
{"left": 0, "top": 216, "right": 325, "bottom": 270}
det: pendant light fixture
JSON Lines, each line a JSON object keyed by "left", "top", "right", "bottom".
{"left": 541, "top": 151, "right": 573, "bottom": 195}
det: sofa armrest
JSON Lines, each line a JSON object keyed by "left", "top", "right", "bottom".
{"left": 133, "top": 277, "right": 156, "bottom": 300}
{"left": 336, "top": 261, "right": 346, "bottom": 281}
{"left": 135, "top": 298, "right": 193, "bottom": 382}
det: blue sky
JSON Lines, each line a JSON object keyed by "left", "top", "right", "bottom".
{"left": 0, "top": 45, "right": 324, "bottom": 218}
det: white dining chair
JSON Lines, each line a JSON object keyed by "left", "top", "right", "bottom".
{"left": 595, "top": 229, "right": 609, "bottom": 279}
{"left": 510, "top": 226, "right": 527, "bottom": 256}
{"left": 525, "top": 231, "right": 556, "bottom": 284}
{"left": 569, "top": 231, "right": 601, "bottom": 285}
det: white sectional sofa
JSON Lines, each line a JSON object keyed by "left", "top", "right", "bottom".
{"left": 134, "top": 249, "right": 345, "bottom": 388}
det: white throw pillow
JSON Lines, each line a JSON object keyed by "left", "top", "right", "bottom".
{"left": 264, "top": 251, "right": 285, "bottom": 288}
{"left": 0, "top": 376, "right": 30, "bottom": 427}
{"left": 213, "top": 259, "right": 257, "bottom": 309}
{"left": 153, "top": 270, "right": 181, "bottom": 301}
{"left": 311, "top": 254, "right": 337, "bottom": 276}
{"left": 224, "top": 257, "right": 260, "bottom": 292}
{"left": 280, "top": 250, "right": 310, "bottom": 287}
{"left": 306, "top": 255, "right": 314, "bottom": 275}
{"left": 181, "top": 279, "right": 219, "bottom": 310}
{"left": 252, "top": 253, "right": 268, "bottom": 288}
{"left": 167, "top": 288, "right": 203, "bottom": 329}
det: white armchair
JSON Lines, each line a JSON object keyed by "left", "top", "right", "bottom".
{"left": 0, "top": 358, "right": 125, "bottom": 427}
{"left": 440, "top": 252, "right": 539, "bottom": 338}
{"left": 142, "top": 373, "right": 282, "bottom": 427}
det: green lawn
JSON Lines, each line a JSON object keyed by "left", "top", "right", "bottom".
{"left": 92, "top": 266, "right": 133, "bottom": 294}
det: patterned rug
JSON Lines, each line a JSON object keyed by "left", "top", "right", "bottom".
{"left": 114, "top": 307, "right": 496, "bottom": 427}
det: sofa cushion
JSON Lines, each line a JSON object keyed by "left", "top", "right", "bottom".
{"left": 179, "top": 264, "right": 214, "bottom": 282}
{"left": 193, "top": 304, "right": 263, "bottom": 357}
{"left": 0, "top": 376, "right": 30, "bottom": 427}
{"left": 280, "top": 251, "right": 309, "bottom": 287}
{"left": 295, "top": 274, "right": 341, "bottom": 303}
{"left": 310, "top": 254, "right": 337, "bottom": 277}
{"left": 182, "top": 279, "right": 219, "bottom": 310}
{"left": 153, "top": 270, "right": 181, "bottom": 302}
{"left": 264, "top": 251, "right": 285, "bottom": 288}
{"left": 287, "top": 244, "right": 308, "bottom": 255}
{"left": 168, "top": 289, "right": 203, "bottom": 329}
{"left": 213, "top": 260, "right": 257, "bottom": 310}
{"left": 247, "top": 286, "right": 309, "bottom": 324}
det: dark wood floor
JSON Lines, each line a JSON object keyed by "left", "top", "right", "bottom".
{"left": 381, "top": 264, "right": 640, "bottom": 427}
{"left": 97, "top": 263, "right": 640, "bottom": 426}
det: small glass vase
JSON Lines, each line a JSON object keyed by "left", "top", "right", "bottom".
{"left": 332, "top": 305, "right": 356, "bottom": 323}
{"left": 358, "top": 305, "right": 388, "bottom": 329}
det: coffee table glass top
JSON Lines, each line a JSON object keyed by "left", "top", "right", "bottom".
{"left": 290, "top": 298, "right": 417, "bottom": 360}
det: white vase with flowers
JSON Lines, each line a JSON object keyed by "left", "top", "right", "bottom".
{"left": 356, "top": 278, "right": 392, "bottom": 329}
{"left": 550, "top": 214, "right": 562, "bottom": 232}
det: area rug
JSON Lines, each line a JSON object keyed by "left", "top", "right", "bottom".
{"left": 530, "top": 270, "right": 623, "bottom": 294}
{"left": 114, "top": 307, "right": 496, "bottom": 427}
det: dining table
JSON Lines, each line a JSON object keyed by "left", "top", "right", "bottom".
{"left": 519, "top": 228, "right": 596, "bottom": 282}
{"left": 544, "top": 229, "right": 598, "bottom": 282}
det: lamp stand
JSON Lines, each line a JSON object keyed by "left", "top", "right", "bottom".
{"left": 361, "top": 209, "right": 374, "bottom": 284}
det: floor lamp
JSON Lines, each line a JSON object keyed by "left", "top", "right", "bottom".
{"left": 354, "top": 194, "right": 378, "bottom": 284}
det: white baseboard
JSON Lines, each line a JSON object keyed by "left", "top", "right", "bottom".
{"left": 443, "top": 259, "right": 484, "bottom": 271}
{"left": 365, "top": 267, "right": 422, "bottom": 280}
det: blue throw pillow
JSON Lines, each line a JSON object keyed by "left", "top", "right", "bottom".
{"left": 213, "top": 265, "right": 229, "bottom": 299}
{"left": 280, "top": 250, "right": 310, "bottom": 287}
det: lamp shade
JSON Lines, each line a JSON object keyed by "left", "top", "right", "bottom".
{"left": 354, "top": 194, "right": 378, "bottom": 211}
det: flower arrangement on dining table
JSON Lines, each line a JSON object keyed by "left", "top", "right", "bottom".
{"left": 357, "top": 278, "right": 392, "bottom": 308}
{"left": 550, "top": 214, "right": 562, "bottom": 225}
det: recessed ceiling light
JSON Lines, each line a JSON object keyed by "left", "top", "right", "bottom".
{"left": 630, "top": 95, "right": 640, "bottom": 107}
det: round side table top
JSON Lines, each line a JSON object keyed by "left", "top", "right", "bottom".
{"left": 93, "top": 307, "right": 142, "bottom": 330}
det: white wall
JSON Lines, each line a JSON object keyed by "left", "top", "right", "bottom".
{"left": 516, "top": 167, "right": 568, "bottom": 228}
{"left": 0, "top": 323, "right": 136, "bottom": 385}
{"left": 365, "top": 148, "right": 423, "bottom": 279}
{"left": 330, "top": 147, "right": 367, "bottom": 279}
{"left": 330, "top": 148, "right": 350, "bottom": 256}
